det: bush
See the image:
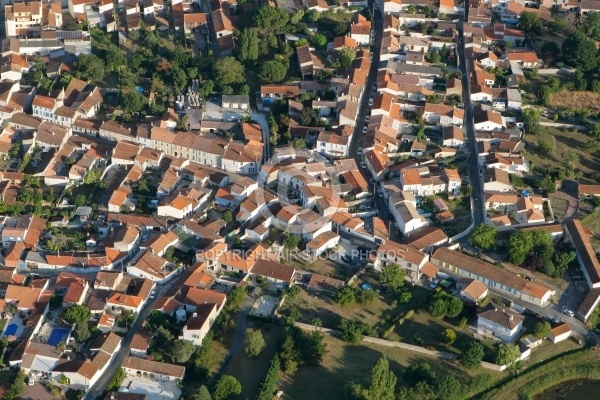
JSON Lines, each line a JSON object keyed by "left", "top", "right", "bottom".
{"left": 244, "top": 328, "right": 266, "bottom": 357}
{"left": 441, "top": 328, "right": 457, "bottom": 345}
{"left": 458, "top": 316, "right": 468, "bottom": 329}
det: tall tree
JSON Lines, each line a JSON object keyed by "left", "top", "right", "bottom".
{"left": 244, "top": 328, "right": 266, "bottom": 357}
{"left": 562, "top": 30, "right": 600, "bottom": 71}
{"left": 518, "top": 11, "right": 543, "bottom": 37}
{"left": 259, "top": 60, "right": 287, "bottom": 83}
{"left": 495, "top": 344, "right": 520, "bottom": 367}
{"left": 365, "top": 357, "right": 397, "bottom": 400}
{"left": 254, "top": 6, "right": 289, "bottom": 35}
{"left": 73, "top": 54, "right": 106, "bottom": 82}
{"left": 214, "top": 57, "right": 246, "bottom": 86}
{"left": 212, "top": 375, "right": 241, "bottom": 400}
{"left": 379, "top": 263, "right": 406, "bottom": 290}
{"left": 338, "top": 47, "right": 356, "bottom": 68}
{"left": 239, "top": 28, "right": 259, "bottom": 63}
{"left": 462, "top": 340, "right": 485, "bottom": 369}
{"left": 469, "top": 224, "right": 498, "bottom": 251}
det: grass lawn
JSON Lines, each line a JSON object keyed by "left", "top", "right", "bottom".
{"left": 297, "top": 258, "right": 357, "bottom": 281}
{"left": 524, "top": 338, "right": 580, "bottom": 366}
{"left": 281, "top": 279, "right": 431, "bottom": 336}
{"left": 225, "top": 322, "right": 283, "bottom": 399}
{"left": 549, "top": 191, "right": 569, "bottom": 220}
{"left": 280, "top": 335, "right": 503, "bottom": 400}
{"left": 523, "top": 126, "right": 600, "bottom": 177}
{"left": 429, "top": 193, "right": 472, "bottom": 236}
{"left": 386, "top": 309, "right": 496, "bottom": 358}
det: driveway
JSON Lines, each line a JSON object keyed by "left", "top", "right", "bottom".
{"left": 215, "top": 297, "right": 254, "bottom": 377}
{"left": 552, "top": 179, "right": 579, "bottom": 221}
{"left": 250, "top": 112, "right": 270, "bottom": 162}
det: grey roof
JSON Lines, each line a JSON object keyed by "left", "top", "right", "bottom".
{"left": 25, "top": 251, "right": 47, "bottom": 264}
{"left": 396, "top": 64, "right": 443, "bottom": 76}
{"left": 222, "top": 95, "right": 249, "bottom": 104}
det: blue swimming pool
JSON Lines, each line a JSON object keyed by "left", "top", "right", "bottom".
{"left": 47, "top": 328, "right": 70, "bottom": 346}
{"left": 4, "top": 324, "right": 17, "bottom": 336}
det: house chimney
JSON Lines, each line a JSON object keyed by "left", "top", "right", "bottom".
{"left": 510, "top": 315, "right": 513, "bottom": 321}
{"left": 192, "top": 312, "right": 197, "bottom": 317}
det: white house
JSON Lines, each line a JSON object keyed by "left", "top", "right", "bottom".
{"left": 121, "top": 357, "right": 185, "bottom": 381}
{"left": 373, "top": 240, "right": 428, "bottom": 283}
{"left": 549, "top": 323, "right": 572, "bottom": 343}
{"left": 305, "top": 231, "right": 340, "bottom": 256}
{"left": 179, "top": 303, "right": 219, "bottom": 346}
{"left": 477, "top": 308, "right": 524, "bottom": 343}
{"left": 157, "top": 195, "right": 194, "bottom": 220}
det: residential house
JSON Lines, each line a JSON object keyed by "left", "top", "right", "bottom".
{"left": 121, "top": 357, "right": 185, "bottom": 381}
{"left": 457, "top": 278, "right": 489, "bottom": 303}
{"left": 307, "top": 273, "right": 345, "bottom": 294}
{"left": 373, "top": 240, "right": 428, "bottom": 283}
{"left": 564, "top": 219, "right": 600, "bottom": 289}
{"left": 128, "top": 250, "right": 177, "bottom": 283}
{"left": 431, "top": 248, "right": 556, "bottom": 306}
{"left": 179, "top": 302, "right": 219, "bottom": 346}
{"left": 477, "top": 308, "right": 524, "bottom": 343}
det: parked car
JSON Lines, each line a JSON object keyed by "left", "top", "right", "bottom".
{"left": 546, "top": 315, "right": 560, "bottom": 324}
{"left": 365, "top": 115, "right": 370, "bottom": 123}
{"left": 149, "top": 290, "right": 156, "bottom": 299}
{"left": 360, "top": 162, "right": 367, "bottom": 169}
{"left": 357, "top": 147, "right": 363, "bottom": 155}
{"left": 430, "top": 279, "right": 440, "bottom": 289}
{"left": 359, "top": 204, "right": 371, "bottom": 210}
{"left": 27, "top": 376, "right": 34, "bottom": 386}
{"left": 563, "top": 308, "right": 575, "bottom": 317}
{"left": 362, "top": 126, "right": 368, "bottom": 134}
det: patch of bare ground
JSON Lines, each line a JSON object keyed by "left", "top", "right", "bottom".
{"left": 549, "top": 91, "right": 600, "bottom": 111}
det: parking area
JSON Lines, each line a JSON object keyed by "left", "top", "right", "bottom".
{"left": 20, "top": 380, "right": 54, "bottom": 400}
{"left": 202, "top": 98, "right": 247, "bottom": 122}
{"left": 119, "top": 376, "right": 181, "bottom": 400}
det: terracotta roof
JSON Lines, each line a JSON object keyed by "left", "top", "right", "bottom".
{"left": 551, "top": 323, "right": 571, "bottom": 337}
{"left": 378, "top": 240, "right": 427, "bottom": 265}
{"left": 565, "top": 219, "right": 600, "bottom": 286}
{"left": 579, "top": 184, "right": 600, "bottom": 196}
{"left": 130, "top": 329, "right": 153, "bottom": 351}
{"left": 405, "top": 226, "right": 448, "bottom": 250}
{"left": 90, "top": 332, "right": 121, "bottom": 354}
{"left": 130, "top": 250, "right": 172, "bottom": 280}
{"left": 5, "top": 284, "right": 41, "bottom": 309}
{"left": 183, "top": 287, "right": 226, "bottom": 309}
{"left": 107, "top": 293, "right": 143, "bottom": 308}
{"left": 122, "top": 356, "right": 185, "bottom": 379}
{"left": 146, "top": 231, "right": 178, "bottom": 255}
{"left": 53, "top": 360, "right": 98, "bottom": 380}
{"left": 184, "top": 302, "right": 216, "bottom": 330}
{"left": 461, "top": 278, "right": 488, "bottom": 300}
{"left": 432, "top": 248, "right": 554, "bottom": 300}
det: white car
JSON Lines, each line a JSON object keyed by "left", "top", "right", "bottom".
{"left": 357, "top": 147, "right": 363, "bottom": 155}
{"left": 563, "top": 308, "right": 575, "bottom": 317}
{"left": 365, "top": 115, "right": 370, "bottom": 123}
{"left": 27, "top": 376, "right": 34, "bottom": 386}
{"left": 362, "top": 126, "right": 368, "bottom": 134}
{"left": 368, "top": 97, "right": 373, "bottom": 106}
{"left": 149, "top": 290, "right": 156, "bottom": 299}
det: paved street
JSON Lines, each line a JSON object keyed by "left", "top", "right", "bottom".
{"left": 84, "top": 280, "right": 177, "bottom": 400}
{"left": 456, "top": 13, "right": 486, "bottom": 227}
{"left": 347, "top": 1, "right": 393, "bottom": 238}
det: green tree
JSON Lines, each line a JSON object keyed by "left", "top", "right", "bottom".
{"left": 191, "top": 386, "right": 212, "bottom": 400}
{"left": 585, "top": 11, "right": 600, "bottom": 40}
{"left": 399, "top": 291, "right": 412, "bottom": 304}
{"left": 214, "top": 57, "right": 246, "bottom": 86}
{"left": 73, "top": 54, "right": 106, "bottom": 82}
{"left": 428, "top": 298, "right": 447, "bottom": 318}
{"left": 518, "top": 11, "right": 543, "bottom": 37}
{"left": 269, "top": 115, "right": 279, "bottom": 146}
{"left": 441, "top": 328, "right": 457, "bottom": 345}
{"left": 254, "top": 6, "right": 289, "bottom": 35}
{"left": 469, "top": 224, "right": 498, "bottom": 251}
{"left": 257, "top": 355, "right": 280, "bottom": 400}
{"left": 427, "top": 50, "right": 441, "bottom": 63}
{"left": 225, "top": 286, "right": 246, "bottom": 312}
{"left": 339, "top": 318, "right": 365, "bottom": 343}
{"left": 495, "top": 344, "right": 520, "bottom": 367}
{"left": 534, "top": 321, "right": 552, "bottom": 339}
{"left": 338, "top": 46, "right": 356, "bottom": 68}
{"left": 122, "top": 91, "right": 148, "bottom": 113}
{"left": 310, "top": 33, "right": 327, "bottom": 48}
{"left": 63, "top": 304, "right": 91, "bottom": 325}
{"left": 301, "top": 330, "right": 327, "bottom": 365}
{"left": 433, "top": 375, "right": 464, "bottom": 400}
{"left": 562, "top": 30, "right": 600, "bottom": 71}
{"left": 336, "top": 287, "right": 356, "bottom": 306}
{"left": 364, "top": 357, "right": 397, "bottom": 400}
{"left": 548, "top": 17, "right": 566, "bottom": 34}
{"left": 259, "top": 60, "right": 287, "bottom": 83}
{"left": 523, "top": 108, "right": 541, "bottom": 135}
{"left": 507, "top": 231, "right": 532, "bottom": 265}
{"left": 404, "top": 362, "right": 434, "bottom": 385}
{"left": 169, "top": 340, "right": 195, "bottom": 363}
{"left": 462, "top": 340, "right": 484, "bottom": 369}
{"left": 222, "top": 210, "right": 233, "bottom": 223}
{"left": 74, "top": 194, "right": 87, "bottom": 206}
{"left": 244, "top": 328, "right": 266, "bottom": 357}
{"left": 239, "top": 28, "right": 259, "bottom": 63}
{"left": 292, "top": 138, "right": 306, "bottom": 148}
{"left": 379, "top": 263, "right": 406, "bottom": 290}
{"left": 356, "top": 289, "right": 377, "bottom": 305}
{"left": 445, "top": 297, "right": 463, "bottom": 318}
{"left": 6, "top": 372, "right": 26, "bottom": 400}
{"left": 73, "top": 323, "right": 90, "bottom": 342}
{"left": 553, "top": 251, "right": 575, "bottom": 275}
{"left": 213, "top": 375, "right": 241, "bottom": 400}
